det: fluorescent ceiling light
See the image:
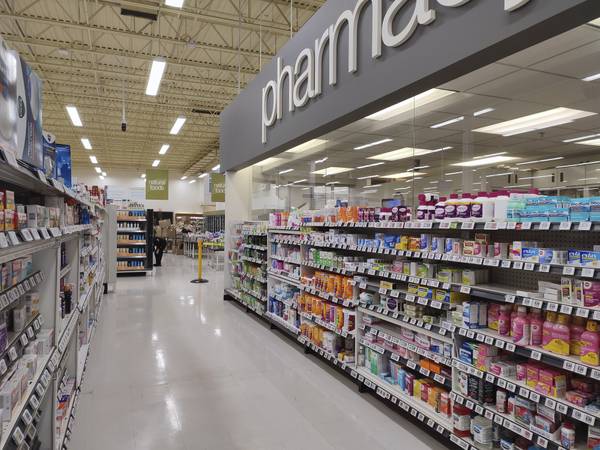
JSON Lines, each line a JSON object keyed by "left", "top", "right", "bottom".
{"left": 366, "top": 88, "right": 454, "bottom": 121}
{"left": 286, "top": 139, "right": 328, "bottom": 153}
{"left": 520, "top": 175, "right": 553, "bottom": 180}
{"left": 314, "top": 157, "right": 328, "bottom": 164}
{"left": 292, "top": 179, "right": 307, "bottom": 184}
{"left": 99, "top": 175, "right": 104, "bottom": 180}
{"left": 89, "top": 155, "right": 98, "bottom": 164}
{"left": 582, "top": 73, "right": 600, "bottom": 82}
{"left": 159, "top": 144, "right": 170, "bottom": 155}
{"left": 362, "top": 189, "right": 378, "bottom": 194}
{"left": 557, "top": 160, "right": 600, "bottom": 168}
{"left": 407, "top": 165, "right": 430, "bottom": 171}
{"left": 474, "top": 152, "right": 507, "bottom": 159}
{"left": 165, "top": 0, "right": 184, "bottom": 7}
{"left": 357, "top": 174, "right": 379, "bottom": 180}
{"left": 353, "top": 138, "right": 393, "bottom": 150}
{"left": 453, "top": 156, "right": 518, "bottom": 167}
{"left": 181, "top": 176, "right": 188, "bottom": 180}
{"left": 429, "top": 181, "right": 438, "bottom": 184}
{"left": 253, "top": 157, "right": 281, "bottom": 167}
{"left": 356, "top": 162, "right": 385, "bottom": 169}
{"left": 278, "top": 168, "right": 294, "bottom": 175}
{"left": 368, "top": 147, "right": 433, "bottom": 161}
{"left": 429, "top": 146, "right": 453, "bottom": 154}
{"left": 381, "top": 171, "right": 426, "bottom": 179}
{"left": 576, "top": 138, "right": 600, "bottom": 147}
{"left": 394, "top": 187, "right": 410, "bottom": 191}
{"left": 199, "top": 173, "right": 207, "bottom": 178}
{"left": 325, "top": 181, "right": 340, "bottom": 185}
{"left": 152, "top": 160, "right": 160, "bottom": 167}
{"left": 102, "top": 171, "right": 107, "bottom": 177}
{"left": 146, "top": 58, "right": 166, "bottom": 96}
{"left": 406, "top": 177, "right": 423, "bottom": 181}
{"left": 474, "top": 108, "right": 494, "bottom": 117}
{"left": 504, "top": 184, "right": 533, "bottom": 188}
{"left": 189, "top": 179, "right": 197, "bottom": 184}
{"left": 65, "top": 105, "right": 82, "bottom": 127}
{"left": 94, "top": 167, "right": 102, "bottom": 173}
{"left": 169, "top": 116, "right": 186, "bottom": 135}
{"left": 141, "top": 174, "right": 146, "bottom": 179}
{"left": 485, "top": 172, "right": 512, "bottom": 178}
{"left": 430, "top": 116, "right": 464, "bottom": 129}
{"left": 445, "top": 171, "right": 462, "bottom": 176}
{"left": 81, "top": 138, "right": 92, "bottom": 150}
{"left": 302, "top": 187, "right": 310, "bottom": 191}
{"left": 579, "top": 177, "right": 599, "bottom": 181}
{"left": 212, "top": 164, "right": 220, "bottom": 171}
{"left": 311, "top": 167, "right": 352, "bottom": 176}
{"left": 562, "top": 133, "right": 600, "bottom": 143}
{"left": 473, "top": 107, "right": 596, "bottom": 136}
{"left": 516, "top": 157, "right": 564, "bottom": 166}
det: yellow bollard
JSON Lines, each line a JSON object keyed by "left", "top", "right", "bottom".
{"left": 190, "top": 239, "right": 208, "bottom": 283}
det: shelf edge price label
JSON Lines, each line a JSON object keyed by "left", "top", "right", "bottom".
{"left": 563, "top": 266, "right": 576, "bottom": 276}
{"left": 582, "top": 268, "right": 595, "bottom": 278}
{"left": 578, "top": 221, "right": 592, "bottom": 231}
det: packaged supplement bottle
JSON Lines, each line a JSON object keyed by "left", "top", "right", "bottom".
{"left": 452, "top": 404, "right": 471, "bottom": 438}
{"left": 530, "top": 309, "right": 543, "bottom": 346}
{"left": 445, "top": 194, "right": 459, "bottom": 220}
{"left": 542, "top": 312, "right": 557, "bottom": 348}
{"left": 580, "top": 320, "right": 600, "bottom": 366}
{"left": 560, "top": 422, "right": 575, "bottom": 449}
{"left": 512, "top": 306, "right": 530, "bottom": 345}
{"left": 494, "top": 190, "right": 510, "bottom": 221}
{"left": 548, "top": 314, "right": 571, "bottom": 356}
{"left": 498, "top": 305, "right": 511, "bottom": 336}
{"left": 570, "top": 316, "right": 586, "bottom": 356}
{"left": 434, "top": 197, "right": 447, "bottom": 221}
{"left": 416, "top": 194, "right": 427, "bottom": 221}
{"left": 457, "top": 193, "right": 472, "bottom": 221}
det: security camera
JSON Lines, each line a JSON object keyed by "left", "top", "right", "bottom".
{"left": 121, "top": 121, "right": 127, "bottom": 132}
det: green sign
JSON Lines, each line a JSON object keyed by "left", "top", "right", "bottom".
{"left": 210, "top": 173, "right": 225, "bottom": 202}
{"left": 146, "top": 169, "right": 169, "bottom": 200}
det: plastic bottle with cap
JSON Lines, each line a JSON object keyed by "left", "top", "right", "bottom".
{"left": 494, "top": 190, "right": 510, "bottom": 222}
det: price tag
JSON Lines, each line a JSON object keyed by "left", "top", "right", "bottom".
{"left": 578, "top": 221, "right": 593, "bottom": 231}
{"left": 40, "top": 228, "right": 50, "bottom": 239}
{"left": 22, "top": 408, "right": 33, "bottom": 425}
{"left": 544, "top": 398, "right": 556, "bottom": 409}
{"left": 20, "top": 334, "right": 28, "bottom": 346}
{"left": 559, "top": 221, "right": 572, "bottom": 231}
{"left": 513, "top": 261, "right": 524, "bottom": 270}
{"left": 576, "top": 308, "right": 590, "bottom": 318}
{"left": 582, "top": 268, "right": 595, "bottom": 278}
{"left": 7, "top": 231, "right": 19, "bottom": 246}
{"left": 529, "top": 392, "right": 540, "bottom": 403}
{"left": 11, "top": 427, "right": 24, "bottom": 445}
{"left": 501, "top": 260, "right": 512, "bottom": 269}
{"left": 563, "top": 266, "right": 576, "bottom": 276}
{"left": 530, "top": 350, "right": 542, "bottom": 361}
{"left": 505, "top": 343, "right": 516, "bottom": 352}
{"left": 560, "top": 304, "right": 573, "bottom": 315}
{"left": 460, "top": 286, "right": 471, "bottom": 294}
{"left": 524, "top": 263, "right": 535, "bottom": 271}
{"left": 556, "top": 403, "right": 568, "bottom": 415}
{"left": 591, "top": 369, "right": 600, "bottom": 380}
{"left": 539, "top": 221, "right": 551, "bottom": 230}
{"left": 8, "top": 347, "right": 17, "bottom": 361}
{"left": 575, "top": 364, "right": 588, "bottom": 376}
{"left": 521, "top": 222, "right": 532, "bottom": 230}
{"left": 20, "top": 229, "right": 33, "bottom": 242}
{"left": 497, "top": 378, "right": 507, "bottom": 388}
{"left": 461, "top": 222, "right": 475, "bottom": 230}
{"left": 29, "top": 395, "right": 39, "bottom": 410}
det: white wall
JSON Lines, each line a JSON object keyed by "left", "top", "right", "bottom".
{"left": 73, "top": 167, "right": 212, "bottom": 213}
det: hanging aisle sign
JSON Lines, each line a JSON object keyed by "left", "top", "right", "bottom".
{"left": 220, "top": 0, "right": 600, "bottom": 171}
{"left": 210, "top": 174, "right": 225, "bottom": 202}
{"left": 146, "top": 169, "right": 169, "bottom": 200}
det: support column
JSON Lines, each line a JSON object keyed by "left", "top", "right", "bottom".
{"left": 224, "top": 167, "right": 253, "bottom": 290}
{"left": 462, "top": 127, "right": 474, "bottom": 194}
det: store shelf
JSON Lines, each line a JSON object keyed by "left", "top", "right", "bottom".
{"left": 240, "top": 255, "right": 265, "bottom": 265}
{"left": 117, "top": 268, "right": 151, "bottom": 273}
{"left": 299, "top": 311, "right": 354, "bottom": 338}
{"left": 116, "top": 218, "right": 146, "bottom": 222}
{"left": 270, "top": 238, "right": 301, "bottom": 246}
{"left": 117, "top": 242, "right": 146, "bottom": 246}
{"left": 237, "top": 272, "right": 267, "bottom": 284}
{"left": 269, "top": 255, "right": 301, "bottom": 265}
{"left": 299, "top": 284, "right": 357, "bottom": 308}
{"left": 268, "top": 293, "right": 297, "bottom": 309}
{"left": 117, "top": 255, "right": 147, "bottom": 259}
{"left": 0, "top": 271, "right": 44, "bottom": 314}
{"left": 225, "top": 288, "right": 264, "bottom": 316}
{"left": 239, "top": 286, "right": 267, "bottom": 302}
{"left": 116, "top": 229, "right": 145, "bottom": 233}
{"left": 243, "top": 244, "right": 267, "bottom": 252}
{"left": 301, "top": 260, "right": 356, "bottom": 276}
{"left": 297, "top": 334, "right": 356, "bottom": 374}
{"left": 264, "top": 311, "right": 300, "bottom": 335}
{"left": 267, "top": 269, "right": 301, "bottom": 286}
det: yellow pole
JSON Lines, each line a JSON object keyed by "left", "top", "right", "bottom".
{"left": 197, "top": 239, "right": 203, "bottom": 279}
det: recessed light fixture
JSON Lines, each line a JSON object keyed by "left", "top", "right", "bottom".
{"left": 582, "top": 73, "right": 600, "bottom": 82}
{"left": 473, "top": 108, "right": 495, "bottom": 117}
{"left": 325, "top": 181, "right": 340, "bottom": 185}
{"left": 430, "top": 116, "right": 464, "bottom": 129}
{"left": 65, "top": 105, "right": 83, "bottom": 127}
{"left": 278, "top": 168, "right": 294, "bottom": 175}
{"left": 429, "top": 181, "right": 438, "bottom": 184}
{"left": 557, "top": 160, "right": 600, "bottom": 168}
{"left": 485, "top": 172, "right": 513, "bottom": 178}
{"left": 141, "top": 174, "right": 146, "bottom": 179}
{"left": 89, "top": 155, "right": 97, "bottom": 164}
{"left": 520, "top": 174, "right": 553, "bottom": 180}
{"left": 199, "top": 173, "right": 207, "bottom": 178}
{"left": 562, "top": 134, "right": 600, "bottom": 143}
{"left": 189, "top": 179, "right": 197, "bottom": 184}
{"left": 516, "top": 157, "right": 564, "bottom": 166}
{"left": 253, "top": 157, "right": 281, "bottom": 167}
{"left": 381, "top": 171, "right": 427, "bottom": 179}
{"left": 445, "top": 171, "right": 463, "bottom": 176}
{"left": 357, "top": 174, "right": 379, "bottom": 180}
{"left": 94, "top": 167, "right": 102, "bottom": 173}
{"left": 286, "top": 139, "right": 328, "bottom": 153}
{"left": 159, "top": 144, "right": 170, "bottom": 155}
{"left": 366, "top": 88, "right": 454, "bottom": 121}
{"left": 314, "top": 157, "right": 328, "bottom": 164}
{"left": 170, "top": 116, "right": 186, "bottom": 135}
{"left": 368, "top": 147, "right": 433, "bottom": 161}
{"left": 165, "top": 0, "right": 184, "bottom": 7}
{"left": 576, "top": 138, "right": 600, "bottom": 147}
{"left": 292, "top": 179, "right": 307, "bottom": 184}
{"left": 212, "top": 164, "right": 220, "bottom": 172}
{"left": 102, "top": 172, "right": 107, "bottom": 177}
{"left": 152, "top": 160, "right": 160, "bottom": 167}
{"left": 302, "top": 187, "right": 310, "bottom": 191}
{"left": 81, "top": 138, "right": 92, "bottom": 150}
{"left": 453, "top": 155, "right": 518, "bottom": 167}
{"left": 181, "top": 176, "right": 188, "bottom": 180}
{"left": 312, "top": 167, "right": 352, "bottom": 176}
{"left": 146, "top": 58, "right": 166, "bottom": 96}
{"left": 474, "top": 152, "right": 507, "bottom": 159}
{"left": 474, "top": 107, "right": 596, "bottom": 136}
{"left": 353, "top": 138, "right": 393, "bottom": 150}
{"left": 99, "top": 175, "right": 104, "bottom": 180}
{"left": 429, "top": 146, "right": 453, "bottom": 154}
{"left": 356, "top": 162, "right": 385, "bottom": 169}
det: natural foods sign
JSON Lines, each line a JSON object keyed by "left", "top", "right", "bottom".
{"left": 146, "top": 169, "right": 169, "bottom": 200}
{"left": 210, "top": 173, "right": 225, "bottom": 202}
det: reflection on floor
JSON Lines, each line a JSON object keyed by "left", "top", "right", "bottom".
{"left": 70, "top": 254, "right": 447, "bottom": 450}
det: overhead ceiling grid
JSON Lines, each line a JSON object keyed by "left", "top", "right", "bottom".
{"left": 0, "top": 0, "right": 324, "bottom": 174}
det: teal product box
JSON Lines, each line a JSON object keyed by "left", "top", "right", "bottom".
{"left": 591, "top": 197, "right": 600, "bottom": 222}
{"left": 548, "top": 208, "right": 570, "bottom": 222}
{"left": 570, "top": 198, "right": 591, "bottom": 222}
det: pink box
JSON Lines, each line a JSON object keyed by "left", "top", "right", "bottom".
{"left": 582, "top": 280, "right": 600, "bottom": 308}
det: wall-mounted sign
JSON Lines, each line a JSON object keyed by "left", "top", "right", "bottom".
{"left": 210, "top": 173, "right": 225, "bottom": 202}
{"left": 146, "top": 169, "right": 169, "bottom": 200}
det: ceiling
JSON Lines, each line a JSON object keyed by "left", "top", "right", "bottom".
{"left": 0, "top": 0, "right": 324, "bottom": 175}
{"left": 252, "top": 19, "right": 600, "bottom": 197}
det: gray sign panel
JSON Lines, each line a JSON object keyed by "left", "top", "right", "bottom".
{"left": 220, "top": 0, "right": 600, "bottom": 171}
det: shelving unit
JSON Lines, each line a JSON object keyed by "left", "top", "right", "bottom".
{"left": 116, "top": 203, "right": 153, "bottom": 275}
{"left": 226, "top": 216, "right": 600, "bottom": 450}
{"left": 0, "top": 157, "right": 107, "bottom": 450}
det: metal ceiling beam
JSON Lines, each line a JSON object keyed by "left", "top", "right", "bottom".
{"left": 2, "top": 33, "right": 259, "bottom": 74}
{"left": 0, "top": 12, "right": 277, "bottom": 58}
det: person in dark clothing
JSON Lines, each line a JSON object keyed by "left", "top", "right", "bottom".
{"left": 154, "top": 237, "right": 167, "bottom": 266}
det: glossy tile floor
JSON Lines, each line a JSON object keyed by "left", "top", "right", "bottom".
{"left": 71, "top": 255, "right": 448, "bottom": 450}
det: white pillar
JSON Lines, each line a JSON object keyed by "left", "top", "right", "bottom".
{"left": 224, "top": 167, "right": 253, "bottom": 290}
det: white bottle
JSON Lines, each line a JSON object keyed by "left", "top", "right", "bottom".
{"left": 494, "top": 190, "right": 510, "bottom": 222}
{"left": 473, "top": 192, "right": 494, "bottom": 222}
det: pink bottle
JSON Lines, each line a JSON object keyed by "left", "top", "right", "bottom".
{"left": 512, "top": 306, "right": 530, "bottom": 346}
{"left": 530, "top": 309, "right": 543, "bottom": 346}
{"left": 498, "top": 305, "right": 511, "bottom": 336}
{"left": 542, "top": 312, "right": 557, "bottom": 348}
{"left": 570, "top": 317, "right": 586, "bottom": 356}
{"left": 581, "top": 320, "right": 600, "bottom": 366}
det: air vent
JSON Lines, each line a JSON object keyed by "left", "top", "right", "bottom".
{"left": 192, "top": 108, "right": 220, "bottom": 115}
{"left": 120, "top": 8, "right": 158, "bottom": 21}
